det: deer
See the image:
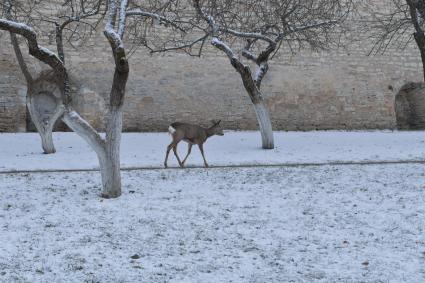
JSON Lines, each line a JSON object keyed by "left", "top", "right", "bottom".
{"left": 164, "top": 120, "right": 224, "bottom": 168}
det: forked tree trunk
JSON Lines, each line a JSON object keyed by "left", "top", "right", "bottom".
{"left": 208, "top": 35, "right": 275, "bottom": 149}
{"left": 10, "top": 31, "right": 62, "bottom": 154}
{"left": 1, "top": 5, "right": 128, "bottom": 198}
{"left": 252, "top": 98, "right": 274, "bottom": 149}
{"left": 62, "top": 108, "right": 123, "bottom": 198}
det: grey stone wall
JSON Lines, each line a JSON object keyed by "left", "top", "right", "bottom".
{"left": 0, "top": 24, "right": 422, "bottom": 132}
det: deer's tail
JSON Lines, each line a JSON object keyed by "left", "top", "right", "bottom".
{"left": 168, "top": 125, "right": 176, "bottom": 135}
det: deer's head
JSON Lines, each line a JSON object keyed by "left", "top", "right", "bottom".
{"left": 210, "top": 119, "right": 224, "bottom": 136}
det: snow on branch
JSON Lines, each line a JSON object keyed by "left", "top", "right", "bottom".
{"left": 103, "top": 0, "right": 128, "bottom": 63}
{"left": 104, "top": 0, "right": 129, "bottom": 108}
{"left": 211, "top": 36, "right": 258, "bottom": 95}
{"left": 0, "top": 19, "right": 65, "bottom": 76}
{"left": 193, "top": 0, "right": 217, "bottom": 35}
{"left": 241, "top": 48, "right": 257, "bottom": 62}
{"left": 118, "top": 0, "right": 129, "bottom": 39}
{"left": 103, "top": 0, "right": 122, "bottom": 47}
{"left": 211, "top": 37, "right": 236, "bottom": 60}
{"left": 254, "top": 62, "right": 269, "bottom": 88}
{"left": 4, "top": 0, "right": 34, "bottom": 84}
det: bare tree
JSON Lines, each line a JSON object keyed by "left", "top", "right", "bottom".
{"left": 141, "top": 0, "right": 352, "bottom": 149}
{"left": 364, "top": 0, "right": 425, "bottom": 81}
{"left": 0, "top": 0, "right": 126, "bottom": 197}
{"left": 2, "top": 0, "right": 103, "bottom": 153}
{"left": 0, "top": 0, "right": 180, "bottom": 198}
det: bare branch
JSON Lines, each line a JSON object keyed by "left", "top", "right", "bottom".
{"left": 104, "top": 0, "right": 129, "bottom": 108}
{"left": 9, "top": 32, "right": 33, "bottom": 84}
{"left": 149, "top": 34, "right": 208, "bottom": 55}
{"left": 126, "top": 9, "right": 186, "bottom": 32}
{"left": 62, "top": 111, "right": 106, "bottom": 158}
{"left": 4, "top": 0, "right": 33, "bottom": 84}
{"left": 0, "top": 19, "right": 65, "bottom": 76}
{"left": 218, "top": 27, "right": 275, "bottom": 44}
{"left": 118, "top": 0, "right": 129, "bottom": 38}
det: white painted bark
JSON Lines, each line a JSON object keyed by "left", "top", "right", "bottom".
{"left": 100, "top": 106, "right": 123, "bottom": 198}
{"left": 62, "top": 107, "right": 122, "bottom": 198}
{"left": 253, "top": 100, "right": 274, "bottom": 149}
{"left": 62, "top": 110, "right": 106, "bottom": 157}
{"left": 1, "top": 12, "right": 126, "bottom": 198}
{"left": 27, "top": 97, "right": 64, "bottom": 154}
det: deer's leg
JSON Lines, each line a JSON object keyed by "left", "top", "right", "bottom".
{"left": 164, "top": 142, "right": 175, "bottom": 168}
{"left": 182, "top": 143, "right": 193, "bottom": 166}
{"left": 173, "top": 143, "right": 183, "bottom": 168}
{"left": 198, "top": 144, "right": 209, "bottom": 168}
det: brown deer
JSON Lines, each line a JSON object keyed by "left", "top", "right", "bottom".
{"left": 164, "top": 120, "right": 224, "bottom": 168}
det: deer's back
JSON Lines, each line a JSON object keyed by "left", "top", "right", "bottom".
{"left": 171, "top": 122, "right": 206, "bottom": 140}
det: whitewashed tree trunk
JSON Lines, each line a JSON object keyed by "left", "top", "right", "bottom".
{"left": 253, "top": 99, "right": 274, "bottom": 149}
{"left": 207, "top": 35, "right": 276, "bottom": 149}
{"left": 62, "top": 109, "right": 122, "bottom": 198}
{"left": 27, "top": 100, "right": 55, "bottom": 154}
{"left": 9, "top": 30, "right": 61, "bottom": 154}
{"left": 26, "top": 86, "right": 64, "bottom": 154}
{"left": 1, "top": 0, "right": 139, "bottom": 198}
{"left": 100, "top": 106, "right": 123, "bottom": 198}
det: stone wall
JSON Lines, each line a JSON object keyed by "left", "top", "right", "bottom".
{"left": 0, "top": 45, "right": 27, "bottom": 132}
{"left": 0, "top": 17, "right": 423, "bottom": 132}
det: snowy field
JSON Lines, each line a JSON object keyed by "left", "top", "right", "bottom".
{"left": 1, "top": 131, "right": 425, "bottom": 282}
{"left": 1, "top": 164, "right": 425, "bottom": 282}
{"left": 1, "top": 131, "right": 425, "bottom": 171}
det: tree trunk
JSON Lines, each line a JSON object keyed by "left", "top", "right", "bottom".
{"left": 244, "top": 83, "right": 275, "bottom": 149}
{"left": 100, "top": 106, "right": 123, "bottom": 198}
{"left": 414, "top": 32, "right": 425, "bottom": 82}
{"left": 62, "top": 109, "right": 122, "bottom": 199}
{"left": 99, "top": 154, "right": 121, "bottom": 198}
{"left": 38, "top": 128, "right": 56, "bottom": 154}
{"left": 27, "top": 99, "right": 61, "bottom": 154}
{"left": 252, "top": 98, "right": 274, "bottom": 149}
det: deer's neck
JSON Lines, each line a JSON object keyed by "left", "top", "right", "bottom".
{"left": 205, "top": 127, "right": 215, "bottom": 138}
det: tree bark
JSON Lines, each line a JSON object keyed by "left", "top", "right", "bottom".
{"left": 38, "top": 129, "right": 56, "bottom": 154}
{"left": 62, "top": 109, "right": 121, "bottom": 198}
{"left": 239, "top": 67, "right": 275, "bottom": 149}
{"left": 413, "top": 32, "right": 425, "bottom": 83}
{"left": 61, "top": 109, "right": 122, "bottom": 197}
{"left": 407, "top": 1, "right": 425, "bottom": 82}
{"left": 210, "top": 37, "right": 275, "bottom": 149}
{"left": 100, "top": 106, "right": 123, "bottom": 198}
{"left": 252, "top": 97, "right": 274, "bottom": 149}
{"left": 26, "top": 87, "right": 64, "bottom": 154}
{"left": 9, "top": 32, "right": 59, "bottom": 153}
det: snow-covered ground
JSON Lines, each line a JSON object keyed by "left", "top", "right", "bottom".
{"left": 1, "top": 131, "right": 425, "bottom": 282}
{"left": 1, "top": 131, "right": 425, "bottom": 171}
{"left": 1, "top": 164, "right": 425, "bottom": 282}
